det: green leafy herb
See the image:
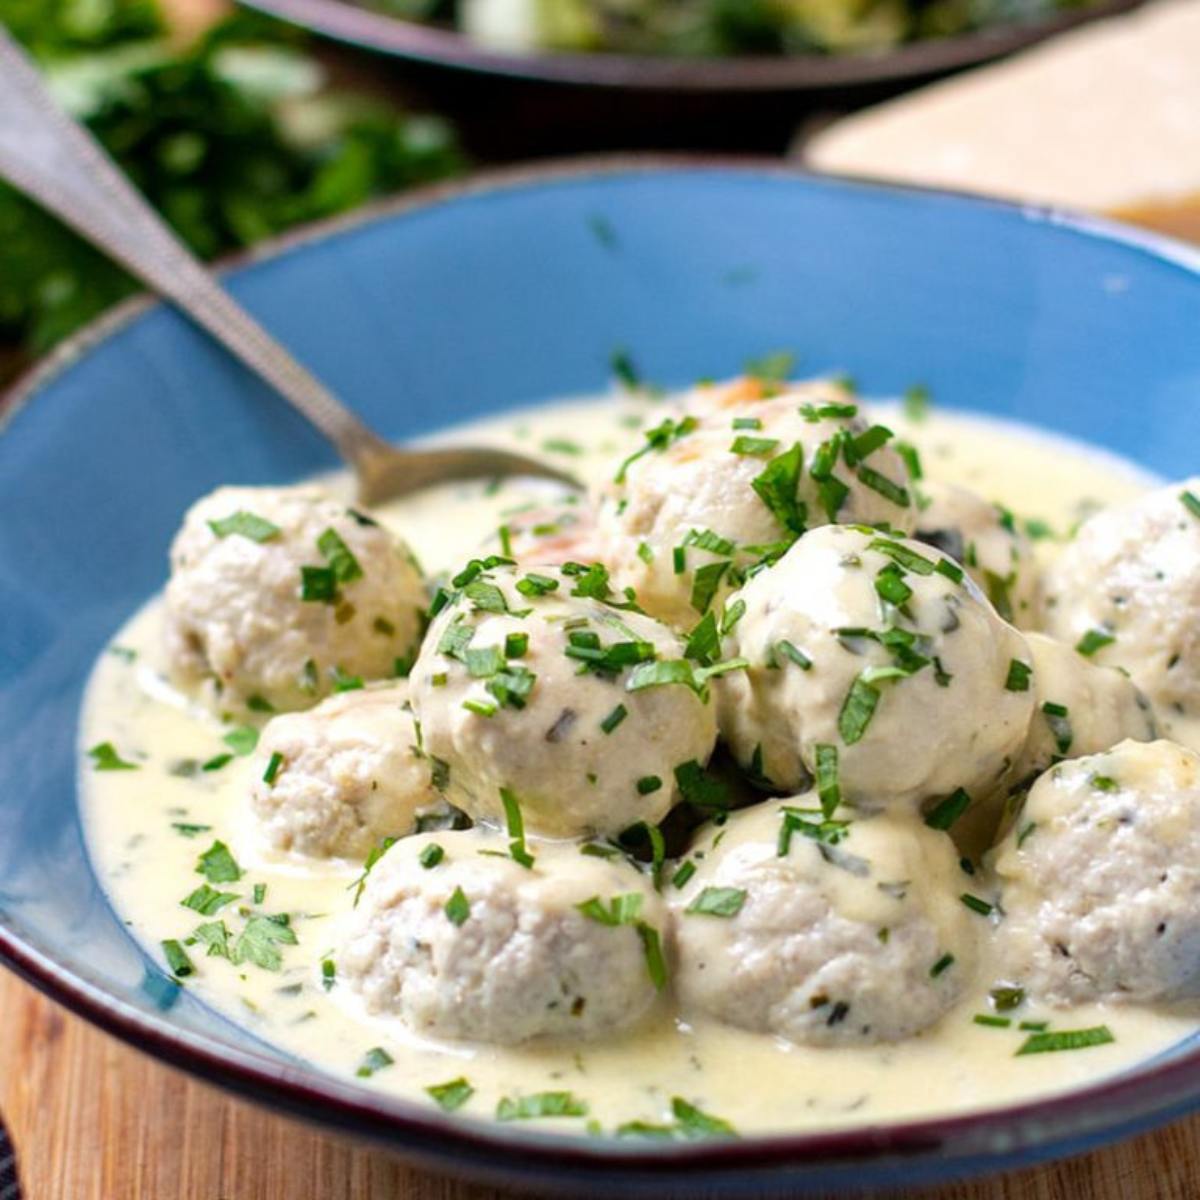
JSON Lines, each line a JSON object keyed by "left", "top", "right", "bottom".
{"left": 444, "top": 886, "right": 470, "bottom": 926}
{"left": 356, "top": 1046, "right": 394, "bottom": 1078}
{"left": 673, "top": 760, "right": 729, "bottom": 811}
{"left": 838, "top": 675, "right": 881, "bottom": 745}
{"left": 671, "top": 1096, "right": 737, "bottom": 1138}
{"left": 208, "top": 511, "right": 280, "bottom": 542}
{"left": 1180, "top": 490, "right": 1200, "bottom": 520}
{"left": 497, "top": 1092, "right": 589, "bottom": 1121}
{"left": 350, "top": 836, "right": 396, "bottom": 906}
{"left": 930, "top": 953, "right": 956, "bottom": 978}
{"left": 1042, "top": 701, "right": 1073, "bottom": 755}
{"left": 161, "top": 939, "right": 194, "bottom": 979}
{"left": 88, "top": 741, "right": 138, "bottom": 771}
{"left": 1005, "top": 660, "right": 1033, "bottom": 692}
{"left": 925, "top": 788, "right": 971, "bottom": 831}
{"left": 1076, "top": 628, "right": 1115, "bottom": 656}
{"left": 637, "top": 775, "right": 663, "bottom": 795}
{"left": 600, "top": 704, "right": 628, "bottom": 734}
{"left": 1016, "top": 1026, "right": 1114, "bottom": 1056}
{"left": 233, "top": 914, "right": 297, "bottom": 971}
{"left": 427, "top": 1077, "right": 474, "bottom": 1112}
{"left": 419, "top": 843, "right": 445, "bottom": 869}
{"left": 689, "top": 560, "right": 729, "bottom": 615}
{"left": 223, "top": 725, "right": 258, "bottom": 756}
{"left": 751, "top": 443, "right": 806, "bottom": 537}
{"left": 685, "top": 886, "right": 746, "bottom": 918}
{"left": 182, "top": 884, "right": 239, "bottom": 916}
{"left": 196, "top": 840, "right": 242, "bottom": 884}
{"left": 960, "top": 893, "right": 994, "bottom": 917}
{"left": 730, "top": 435, "right": 780, "bottom": 457}
{"left": 300, "top": 566, "right": 337, "bottom": 603}
{"left": 500, "top": 787, "right": 534, "bottom": 868}
{"left": 990, "top": 986, "right": 1026, "bottom": 1012}
{"left": 813, "top": 743, "right": 840, "bottom": 819}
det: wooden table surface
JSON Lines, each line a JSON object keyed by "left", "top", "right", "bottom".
{"left": 2, "top": 968, "right": 1199, "bottom": 1199}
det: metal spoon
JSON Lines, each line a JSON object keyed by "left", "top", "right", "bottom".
{"left": 0, "top": 29, "right": 578, "bottom": 504}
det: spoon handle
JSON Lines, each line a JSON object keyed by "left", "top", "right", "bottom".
{"left": 0, "top": 28, "right": 392, "bottom": 470}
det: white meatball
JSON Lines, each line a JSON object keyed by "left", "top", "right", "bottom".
{"left": 339, "top": 830, "right": 667, "bottom": 1043}
{"left": 1043, "top": 480, "right": 1200, "bottom": 730}
{"left": 1009, "top": 633, "right": 1157, "bottom": 787}
{"left": 165, "top": 485, "right": 425, "bottom": 713}
{"left": 916, "top": 481, "right": 1041, "bottom": 629}
{"left": 994, "top": 739, "right": 1200, "bottom": 1005}
{"left": 672, "top": 800, "right": 977, "bottom": 1045}
{"left": 718, "top": 525, "right": 1035, "bottom": 812}
{"left": 247, "top": 684, "right": 440, "bottom": 860}
{"left": 596, "top": 377, "right": 917, "bottom": 629}
{"left": 410, "top": 560, "right": 717, "bottom": 838}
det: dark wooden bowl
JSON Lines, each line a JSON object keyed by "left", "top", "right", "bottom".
{"left": 242, "top": 0, "right": 1142, "bottom": 157}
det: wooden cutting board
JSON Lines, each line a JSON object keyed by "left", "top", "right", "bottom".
{"left": 2, "top": 969, "right": 1199, "bottom": 1199}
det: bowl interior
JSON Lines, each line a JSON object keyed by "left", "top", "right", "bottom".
{"left": 3, "top": 163, "right": 1200, "bottom": 1187}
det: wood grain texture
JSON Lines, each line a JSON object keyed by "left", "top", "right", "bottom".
{"left": 2, "top": 966, "right": 1199, "bottom": 1200}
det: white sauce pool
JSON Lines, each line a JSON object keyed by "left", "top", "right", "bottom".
{"left": 79, "top": 391, "right": 1200, "bottom": 1138}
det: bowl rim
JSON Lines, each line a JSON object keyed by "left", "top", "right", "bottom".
{"left": 242, "top": 0, "right": 1141, "bottom": 91}
{"left": 4, "top": 155, "right": 1200, "bottom": 1185}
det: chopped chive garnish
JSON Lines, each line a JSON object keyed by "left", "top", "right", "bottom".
{"left": 671, "top": 1096, "right": 737, "bottom": 1138}
{"left": 960, "top": 893, "right": 994, "bottom": 916}
{"left": 671, "top": 860, "right": 696, "bottom": 888}
{"left": 317, "top": 528, "right": 363, "bottom": 583}
{"left": 1076, "top": 629, "right": 1115, "bottom": 656}
{"left": 772, "top": 640, "right": 812, "bottom": 670}
{"left": 638, "top": 923, "right": 668, "bottom": 990}
{"left": 1005, "top": 660, "right": 1033, "bottom": 692}
{"left": 321, "top": 958, "right": 336, "bottom": 991}
{"left": 730, "top": 436, "right": 780, "bottom": 457}
{"left": 1181, "top": 490, "right": 1200, "bottom": 520}
{"left": 1019, "top": 1020, "right": 1049, "bottom": 1031}
{"left": 636, "top": 775, "right": 663, "bottom": 796}
{"left": 686, "top": 886, "right": 746, "bottom": 918}
{"left": 207, "top": 511, "right": 280, "bottom": 542}
{"left": 874, "top": 569, "right": 913, "bottom": 607}
{"left": 973, "top": 1014, "right": 1011, "bottom": 1028}
{"left": 895, "top": 440, "right": 923, "bottom": 480}
{"left": 636, "top": 541, "right": 654, "bottom": 564}
{"left": 925, "top": 788, "right": 971, "bottom": 830}
{"left": 444, "top": 886, "right": 470, "bottom": 926}
{"left": 246, "top": 694, "right": 275, "bottom": 713}
{"left": 751, "top": 443, "right": 807, "bottom": 538}
{"left": 504, "top": 632, "right": 528, "bottom": 658}
{"left": 262, "top": 751, "right": 284, "bottom": 785}
{"left": 462, "top": 698, "right": 498, "bottom": 717}
{"left": 596, "top": 703, "right": 630, "bottom": 736}
{"left": 903, "top": 385, "right": 930, "bottom": 422}
{"left": 732, "top": 416, "right": 762, "bottom": 430}
{"left": 427, "top": 1077, "right": 474, "bottom": 1112}
{"left": 930, "top": 953, "right": 955, "bottom": 978}
{"left": 1041, "top": 701, "right": 1073, "bottom": 754}
{"left": 162, "top": 939, "right": 194, "bottom": 978}
{"left": 88, "top": 742, "right": 139, "bottom": 771}
{"left": 253, "top": 883, "right": 266, "bottom": 905}
{"left": 501, "top": 787, "right": 534, "bottom": 868}
{"left": 990, "top": 986, "right": 1026, "bottom": 1012}
{"left": 419, "top": 843, "right": 445, "bottom": 869}
{"left": 1016, "top": 1026, "right": 1114, "bottom": 1055}
{"left": 171, "top": 823, "right": 211, "bottom": 837}
{"left": 838, "top": 675, "right": 880, "bottom": 745}
{"left": 497, "top": 1092, "right": 588, "bottom": 1121}
{"left": 935, "top": 558, "right": 964, "bottom": 584}
{"left": 857, "top": 464, "right": 910, "bottom": 507}
{"left": 201, "top": 753, "right": 233, "bottom": 772}
{"left": 814, "top": 744, "right": 840, "bottom": 819}
{"left": 690, "top": 560, "right": 729, "bottom": 615}
{"left": 1090, "top": 773, "right": 1119, "bottom": 792}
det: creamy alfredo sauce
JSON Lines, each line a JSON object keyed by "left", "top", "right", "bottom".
{"left": 80, "top": 392, "right": 1199, "bottom": 1138}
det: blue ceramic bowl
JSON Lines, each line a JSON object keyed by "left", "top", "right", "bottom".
{"left": 3, "top": 162, "right": 1200, "bottom": 1194}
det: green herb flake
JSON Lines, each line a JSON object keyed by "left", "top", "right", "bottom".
{"left": 637, "top": 775, "right": 663, "bottom": 796}
{"left": 903, "top": 385, "right": 931, "bottom": 422}
{"left": 857, "top": 464, "right": 910, "bottom": 508}
{"left": 88, "top": 742, "right": 139, "bottom": 771}
{"left": 973, "top": 1014, "right": 1011, "bottom": 1028}
{"left": 505, "top": 632, "right": 529, "bottom": 658}
{"left": 201, "top": 753, "right": 233, "bottom": 772}
{"left": 671, "top": 1096, "right": 737, "bottom": 1138}
{"left": 671, "top": 860, "right": 696, "bottom": 888}
{"left": 690, "top": 560, "right": 730, "bottom": 615}
{"left": 223, "top": 725, "right": 259, "bottom": 756}
{"left": 171, "top": 822, "right": 211, "bottom": 838}
{"left": 990, "top": 986, "right": 1026, "bottom": 1012}
{"left": 207, "top": 511, "right": 280, "bottom": 543}
{"left": 960, "top": 893, "right": 994, "bottom": 917}
{"left": 838, "top": 675, "right": 881, "bottom": 745}
{"left": 730, "top": 435, "right": 780, "bottom": 457}
{"left": 317, "top": 527, "right": 363, "bottom": 583}
{"left": 181, "top": 884, "right": 239, "bottom": 916}
{"left": 427, "top": 1077, "right": 474, "bottom": 1112}
{"left": 162, "top": 939, "right": 195, "bottom": 979}
{"left": 497, "top": 1092, "right": 589, "bottom": 1121}
{"left": 1180, "top": 490, "right": 1200, "bottom": 520}
{"left": 196, "top": 840, "right": 242, "bottom": 884}
{"left": 1042, "top": 702, "right": 1073, "bottom": 754}
{"left": 925, "top": 788, "right": 971, "bottom": 831}
{"left": 419, "top": 843, "right": 445, "bottom": 869}
{"left": 1076, "top": 629, "right": 1115, "bottom": 657}
{"left": 232, "top": 914, "right": 298, "bottom": 970}
{"left": 356, "top": 1046, "right": 395, "bottom": 1078}
{"left": 501, "top": 787, "right": 535, "bottom": 868}
{"left": 321, "top": 958, "right": 336, "bottom": 991}
{"left": 685, "top": 886, "right": 746, "bottom": 918}
{"left": 300, "top": 565, "right": 338, "bottom": 604}
{"left": 600, "top": 704, "right": 628, "bottom": 734}
{"left": 813, "top": 743, "right": 841, "bottom": 819}
{"left": 445, "top": 886, "right": 470, "bottom": 926}
{"left": 930, "top": 953, "right": 956, "bottom": 978}
{"left": 1015, "top": 1026, "right": 1115, "bottom": 1056}
{"left": 1005, "top": 660, "right": 1033, "bottom": 692}
{"left": 751, "top": 443, "right": 807, "bottom": 538}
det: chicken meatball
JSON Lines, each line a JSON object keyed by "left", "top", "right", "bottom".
{"left": 410, "top": 559, "right": 717, "bottom": 838}
{"left": 1043, "top": 480, "right": 1200, "bottom": 731}
{"left": 247, "top": 684, "right": 440, "bottom": 860}
{"left": 339, "top": 830, "right": 667, "bottom": 1043}
{"left": 916, "top": 481, "right": 1041, "bottom": 629}
{"left": 717, "top": 525, "right": 1034, "bottom": 812}
{"left": 672, "top": 800, "right": 976, "bottom": 1045}
{"left": 596, "top": 377, "right": 917, "bottom": 629}
{"left": 1009, "top": 633, "right": 1156, "bottom": 787}
{"left": 165, "top": 485, "right": 425, "bottom": 713}
{"left": 994, "top": 739, "right": 1200, "bottom": 1005}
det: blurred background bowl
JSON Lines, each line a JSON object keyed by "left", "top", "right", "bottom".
{"left": 239, "top": 0, "right": 1143, "bottom": 156}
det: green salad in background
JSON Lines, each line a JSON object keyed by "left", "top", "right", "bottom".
{"left": 382, "top": 0, "right": 1095, "bottom": 56}
{"left": 0, "top": 0, "right": 463, "bottom": 383}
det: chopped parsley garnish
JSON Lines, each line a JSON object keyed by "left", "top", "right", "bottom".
{"left": 444, "top": 886, "right": 470, "bottom": 926}
{"left": 730, "top": 435, "right": 780, "bottom": 457}
{"left": 1076, "top": 629, "right": 1115, "bottom": 657}
{"left": 685, "top": 886, "right": 746, "bottom": 918}
{"left": 1015, "top": 1026, "right": 1114, "bottom": 1056}
{"left": 207, "top": 511, "right": 280, "bottom": 543}
{"left": 196, "top": 840, "right": 242, "bottom": 884}
{"left": 600, "top": 704, "right": 628, "bottom": 734}
{"left": 1005, "top": 660, "right": 1033, "bottom": 692}
{"left": 930, "top": 953, "right": 955, "bottom": 978}
{"left": 924, "top": 788, "right": 971, "bottom": 831}
{"left": 614, "top": 415, "right": 697, "bottom": 484}
{"left": 233, "top": 914, "right": 297, "bottom": 971}
{"left": 317, "top": 528, "right": 362, "bottom": 583}
{"left": 501, "top": 788, "right": 535, "bottom": 868}
{"left": 960, "top": 893, "right": 994, "bottom": 916}
{"left": 838, "top": 674, "right": 881, "bottom": 745}
{"left": 671, "top": 1096, "right": 736, "bottom": 1138}
{"left": 496, "top": 1092, "right": 589, "bottom": 1121}
{"left": 182, "top": 884, "right": 239, "bottom": 916}
{"left": 750, "top": 443, "right": 807, "bottom": 538}
{"left": 673, "top": 760, "right": 729, "bottom": 811}
{"left": 1042, "top": 701, "right": 1073, "bottom": 754}
{"left": 427, "top": 1077, "right": 474, "bottom": 1112}
{"left": 813, "top": 744, "right": 841, "bottom": 819}
{"left": 637, "top": 775, "right": 663, "bottom": 795}
{"left": 88, "top": 742, "right": 138, "bottom": 771}
{"left": 162, "top": 939, "right": 194, "bottom": 979}
{"left": 356, "top": 1047, "right": 394, "bottom": 1078}
{"left": 1181, "top": 490, "right": 1200, "bottom": 520}
{"left": 223, "top": 725, "right": 258, "bottom": 756}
